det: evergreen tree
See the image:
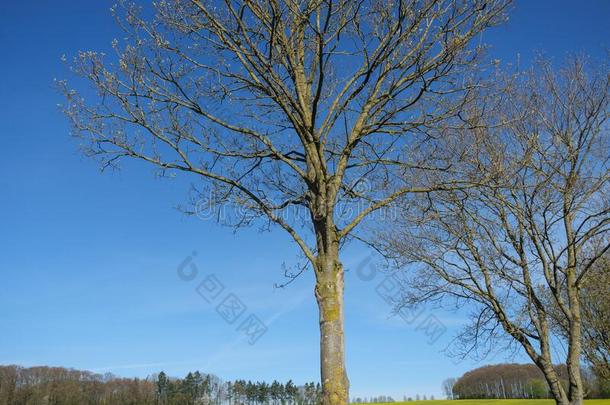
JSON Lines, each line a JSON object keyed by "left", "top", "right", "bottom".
{"left": 157, "top": 372, "right": 169, "bottom": 404}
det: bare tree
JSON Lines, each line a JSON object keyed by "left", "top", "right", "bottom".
{"left": 441, "top": 377, "right": 456, "bottom": 399}
{"left": 59, "top": 1, "right": 508, "bottom": 403}
{"left": 380, "top": 57, "right": 610, "bottom": 405}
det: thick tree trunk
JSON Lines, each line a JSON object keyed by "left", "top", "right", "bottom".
{"left": 565, "top": 207, "right": 584, "bottom": 405}
{"left": 315, "top": 253, "right": 349, "bottom": 405}
{"left": 567, "top": 275, "right": 584, "bottom": 405}
{"left": 536, "top": 326, "right": 569, "bottom": 405}
{"left": 538, "top": 360, "right": 569, "bottom": 405}
{"left": 566, "top": 338, "right": 584, "bottom": 405}
{"left": 531, "top": 293, "right": 584, "bottom": 405}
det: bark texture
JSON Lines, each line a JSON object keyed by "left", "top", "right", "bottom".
{"left": 316, "top": 260, "right": 348, "bottom": 405}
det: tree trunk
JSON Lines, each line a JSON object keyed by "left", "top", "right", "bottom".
{"left": 567, "top": 275, "right": 584, "bottom": 405}
{"left": 315, "top": 253, "right": 349, "bottom": 405}
{"left": 536, "top": 327, "right": 569, "bottom": 405}
{"left": 565, "top": 206, "right": 584, "bottom": 405}
{"left": 538, "top": 360, "right": 569, "bottom": 405}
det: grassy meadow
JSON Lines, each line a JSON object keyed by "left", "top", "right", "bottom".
{"left": 370, "top": 400, "right": 610, "bottom": 405}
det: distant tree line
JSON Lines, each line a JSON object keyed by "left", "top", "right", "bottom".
{"left": 0, "top": 365, "right": 321, "bottom": 405}
{"left": 446, "top": 364, "right": 610, "bottom": 400}
{"left": 350, "top": 394, "right": 439, "bottom": 402}
{"left": 350, "top": 395, "right": 394, "bottom": 403}
{"left": 0, "top": 365, "right": 155, "bottom": 405}
{"left": 155, "top": 372, "right": 321, "bottom": 405}
{"left": 402, "top": 395, "right": 435, "bottom": 402}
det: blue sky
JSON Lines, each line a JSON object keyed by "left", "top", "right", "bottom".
{"left": 0, "top": 0, "right": 608, "bottom": 400}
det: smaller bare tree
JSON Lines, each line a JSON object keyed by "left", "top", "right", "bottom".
{"left": 442, "top": 377, "right": 456, "bottom": 399}
{"left": 380, "top": 57, "right": 610, "bottom": 405}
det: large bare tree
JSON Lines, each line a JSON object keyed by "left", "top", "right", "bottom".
{"left": 60, "top": 1, "right": 508, "bottom": 403}
{"left": 381, "top": 58, "right": 610, "bottom": 405}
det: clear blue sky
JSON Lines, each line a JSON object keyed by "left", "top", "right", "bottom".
{"left": 0, "top": 0, "right": 608, "bottom": 400}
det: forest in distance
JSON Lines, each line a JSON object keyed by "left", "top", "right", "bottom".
{"left": 1, "top": 363, "right": 609, "bottom": 405}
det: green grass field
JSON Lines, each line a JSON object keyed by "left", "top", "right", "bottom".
{"left": 370, "top": 400, "right": 610, "bottom": 405}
